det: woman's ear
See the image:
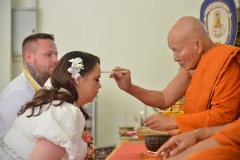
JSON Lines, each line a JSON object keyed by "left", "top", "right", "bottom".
{"left": 74, "top": 77, "right": 81, "bottom": 86}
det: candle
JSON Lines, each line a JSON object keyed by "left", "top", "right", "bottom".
{"left": 140, "top": 111, "right": 144, "bottom": 126}
{"left": 125, "top": 111, "right": 127, "bottom": 127}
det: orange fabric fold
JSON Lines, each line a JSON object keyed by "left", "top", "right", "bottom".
{"left": 176, "top": 44, "right": 240, "bottom": 132}
{"left": 186, "top": 145, "right": 240, "bottom": 160}
{"left": 187, "top": 119, "right": 240, "bottom": 160}
{"left": 213, "top": 118, "right": 240, "bottom": 147}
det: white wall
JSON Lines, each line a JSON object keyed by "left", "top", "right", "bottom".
{"left": 0, "top": 0, "right": 12, "bottom": 91}
{"left": 37, "top": 0, "right": 205, "bottom": 147}
{"left": 2, "top": 0, "right": 239, "bottom": 147}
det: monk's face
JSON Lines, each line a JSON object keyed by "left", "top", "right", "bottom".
{"left": 168, "top": 31, "right": 201, "bottom": 71}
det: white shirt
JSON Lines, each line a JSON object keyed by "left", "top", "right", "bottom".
{"left": 1, "top": 101, "right": 87, "bottom": 160}
{"left": 0, "top": 73, "right": 39, "bottom": 143}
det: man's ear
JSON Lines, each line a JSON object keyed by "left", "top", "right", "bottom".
{"left": 24, "top": 51, "right": 33, "bottom": 64}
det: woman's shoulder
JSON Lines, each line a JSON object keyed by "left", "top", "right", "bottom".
{"left": 32, "top": 101, "right": 85, "bottom": 137}
{"left": 48, "top": 101, "right": 83, "bottom": 118}
{"left": 31, "top": 102, "right": 86, "bottom": 158}
{"left": 50, "top": 100, "right": 77, "bottom": 110}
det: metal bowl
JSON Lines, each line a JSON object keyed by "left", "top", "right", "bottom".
{"left": 144, "top": 135, "right": 171, "bottom": 152}
{"left": 119, "top": 127, "right": 134, "bottom": 137}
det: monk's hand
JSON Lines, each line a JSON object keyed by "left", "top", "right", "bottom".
{"left": 155, "top": 129, "right": 201, "bottom": 158}
{"left": 144, "top": 113, "right": 177, "bottom": 131}
{"left": 161, "top": 138, "right": 220, "bottom": 160}
{"left": 109, "top": 67, "right": 131, "bottom": 91}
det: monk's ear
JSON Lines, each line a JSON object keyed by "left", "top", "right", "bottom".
{"left": 194, "top": 39, "right": 203, "bottom": 54}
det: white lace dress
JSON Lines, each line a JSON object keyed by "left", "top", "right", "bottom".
{"left": 0, "top": 101, "right": 87, "bottom": 160}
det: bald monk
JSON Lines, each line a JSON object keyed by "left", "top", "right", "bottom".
{"left": 155, "top": 119, "right": 240, "bottom": 160}
{"left": 110, "top": 16, "right": 240, "bottom": 133}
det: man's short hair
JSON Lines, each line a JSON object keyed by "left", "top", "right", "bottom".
{"left": 22, "top": 33, "right": 55, "bottom": 55}
{"left": 22, "top": 33, "right": 54, "bottom": 47}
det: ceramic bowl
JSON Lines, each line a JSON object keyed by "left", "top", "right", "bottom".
{"left": 144, "top": 135, "right": 171, "bottom": 152}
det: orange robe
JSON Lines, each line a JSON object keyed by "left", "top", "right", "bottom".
{"left": 176, "top": 44, "right": 240, "bottom": 132}
{"left": 186, "top": 119, "right": 240, "bottom": 160}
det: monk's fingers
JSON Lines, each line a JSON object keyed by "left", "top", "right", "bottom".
{"left": 114, "top": 71, "right": 129, "bottom": 77}
{"left": 168, "top": 129, "right": 181, "bottom": 136}
{"left": 146, "top": 122, "right": 155, "bottom": 130}
{"left": 168, "top": 148, "right": 180, "bottom": 157}
{"left": 161, "top": 148, "right": 172, "bottom": 160}
{"left": 112, "top": 66, "right": 127, "bottom": 71}
{"left": 144, "top": 113, "right": 157, "bottom": 123}
{"left": 156, "top": 144, "right": 178, "bottom": 159}
{"left": 110, "top": 72, "right": 129, "bottom": 80}
{"left": 148, "top": 124, "right": 158, "bottom": 130}
{"left": 144, "top": 118, "right": 155, "bottom": 127}
{"left": 109, "top": 73, "right": 116, "bottom": 78}
{"left": 112, "top": 67, "right": 130, "bottom": 76}
{"left": 155, "top": 147, "right": 168, "bottom": 157}
{"left": 169, "top": 142, "right": 188, "bottom": 156}
{"left": 110, "top": 72, "right": 122, "bottom": 79}
{"left": 157, "top": 137, "right": 178, "bottom": 155}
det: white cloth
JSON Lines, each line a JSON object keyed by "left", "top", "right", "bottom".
{"left": 0, "top": 101, "right": 87, "bottom": 160}
{"left": 0, "top": 73, "right": 39, "bottom": 143}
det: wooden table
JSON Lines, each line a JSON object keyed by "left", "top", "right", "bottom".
{"left": 106, "top": 139, "right": 163, "bottom": 160}
{"left": 106, "top": 140, "right": 146, "bottom": 160}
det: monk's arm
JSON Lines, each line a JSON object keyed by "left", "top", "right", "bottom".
{"left": 125, "top": 69, "right": 191, "bottom": 109}
{"left": 156, "top": 124, "right": 228, "bottom": 157}
{"left": 165, "top": 137, "right": 220, "bottom": 160}
{"left": 165, "top": 120, "right": 239, "bottom": 160}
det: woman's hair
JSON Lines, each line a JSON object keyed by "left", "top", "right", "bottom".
{"left": 19, "top": 51, "right": 100, "bottom": 118}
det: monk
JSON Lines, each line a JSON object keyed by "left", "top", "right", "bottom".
{"left": 155, "top": 119, "right": 240, "bottom": 160}
{"left": 110, "top": 16, "right": 240, "bottom": 133}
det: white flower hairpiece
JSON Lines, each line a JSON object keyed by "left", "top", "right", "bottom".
{"left": 67, "top": 57, "right": 84, "bottom": 79}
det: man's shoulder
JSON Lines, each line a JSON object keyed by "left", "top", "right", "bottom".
{"left": 0, "top": 73, "right": 33, "bottom": 97}
{"left": 4, "top": 73, "right": 28, "bottom": 88}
